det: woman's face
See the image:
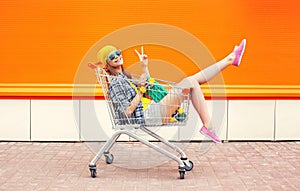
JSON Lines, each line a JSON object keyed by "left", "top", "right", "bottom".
{"left": 106, "top": 50, "right": 123, "bottom": 67}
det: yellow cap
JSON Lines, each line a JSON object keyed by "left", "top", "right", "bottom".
{"left": 96, "top": 45, "right": 117, "bottom": 65}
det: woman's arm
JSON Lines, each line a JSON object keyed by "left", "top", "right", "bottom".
{"left": 124, "top": 89, "right": 143, "bottom": 116}
{"left": 109, "top": 80, "right": 139, "bottom": 116}
{"left": 124, "top": 73, "right": 148, "bottom": 116}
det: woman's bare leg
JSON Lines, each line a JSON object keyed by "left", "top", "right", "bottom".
{"left": 191, "top": 52, "right": 236, "bottom": 85}
{"left": 161, "top": 39, "right": 246, "bottom": 130}
{"left": 159, "top": 40, "right": 246, "bottom": 143}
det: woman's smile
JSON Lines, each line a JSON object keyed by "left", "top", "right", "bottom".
{"left": 110, "top": 56, "right": 123, "bottom": 66}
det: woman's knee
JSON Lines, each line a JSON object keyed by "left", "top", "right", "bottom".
{"left": 177, "top": 76, "right": 196, "bottom": 88}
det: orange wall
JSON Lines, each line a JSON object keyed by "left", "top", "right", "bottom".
{"left": 1, "top": 0, "right": 300, "bottom": 86}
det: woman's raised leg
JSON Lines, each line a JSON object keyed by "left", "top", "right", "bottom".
{"left": 174, "top": 39, "right": 246, "bottom": 142}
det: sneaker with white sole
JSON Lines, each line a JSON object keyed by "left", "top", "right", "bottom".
{"left": 232, "top": 39, "right": 246, "bottom": 67}
{"left": 200, "top": 126, "right": 222, "bottom": 143}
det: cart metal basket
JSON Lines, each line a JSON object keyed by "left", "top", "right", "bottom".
{"left": 88, "top": 63, "right": 194, "bottom": 179}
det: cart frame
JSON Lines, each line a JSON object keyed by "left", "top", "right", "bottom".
{"left": 88, "top": 64, "right": 194, "bottom": 179}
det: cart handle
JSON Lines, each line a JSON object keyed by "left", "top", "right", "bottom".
{"left": 88, "top": 62, "right": 103, "bottom": 69}
{"left": 88, "top": 63, "right": 97, "bottom": 69}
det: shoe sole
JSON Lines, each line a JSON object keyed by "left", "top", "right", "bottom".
{"left": 200, "top": 130, "right": 222, "bottom": 143}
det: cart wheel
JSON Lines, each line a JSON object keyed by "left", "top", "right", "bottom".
{"left": 89, "top": 164, "right": 97, "bottom": 178}
{"left": 90, "top": 169, "right": 97, "bottom": 178}
{"left": 178, "top": 166, "right": 185, "bottom": 179}
{"left": 179, "top": 171, "right": 185, "bottom": 179}
{"left": 104, "top": 153, "right": 114, "bottom": 164}
{"left": 184, "top": 160, "right": 194, "bottom": 171}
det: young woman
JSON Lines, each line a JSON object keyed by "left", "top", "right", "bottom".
{"left": 96, "top": 39, "right": 246, "bottom": 143}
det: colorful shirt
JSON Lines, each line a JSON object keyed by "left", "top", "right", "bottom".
{"left": 108, "top": 73, "right": 145, "bottom": 125}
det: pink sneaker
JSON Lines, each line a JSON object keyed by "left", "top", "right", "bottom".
{"left": 232, "top": 39, "right": 246, "bottom": 67}
{"left": 200, "top": 126, "right": 222, "bottom": 143}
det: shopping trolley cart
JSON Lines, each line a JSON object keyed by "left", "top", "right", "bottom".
{"left": 88, "top": 63, "right": 194, "bottom": 179}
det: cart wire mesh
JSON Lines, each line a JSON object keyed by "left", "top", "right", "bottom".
{"left": 94, "top": 66, "right": 191, "bottom": 129}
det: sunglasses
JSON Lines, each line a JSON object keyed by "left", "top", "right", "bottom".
{"left": 106, "top": 50, "right": 122, "bottom": 62}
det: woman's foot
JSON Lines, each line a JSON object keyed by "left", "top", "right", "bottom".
{"left": 232, "top": 39, "right": 246, "bottom": 67}
{"left": 200, "top": 126, "right": 222, "bottom": 143}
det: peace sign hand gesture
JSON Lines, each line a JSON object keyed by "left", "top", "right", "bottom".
{"left": 135, "top": 46, "right": 148, "bottom": 67}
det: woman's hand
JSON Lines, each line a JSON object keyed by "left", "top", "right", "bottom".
{"left": 135, "top": 46, "right": 148, "bottom": 67}
{"left": 137, "top": 73, "right": 148, "bottom": 87}
{"left": 135, "top": 46, "right": 150, "bottom": 76}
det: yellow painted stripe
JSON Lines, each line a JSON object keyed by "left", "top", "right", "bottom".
{"left": 0, "top": 84, "right": 300, "bottom": 98}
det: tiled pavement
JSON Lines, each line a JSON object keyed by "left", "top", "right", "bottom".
{"left": 0, "top": 141, "right": 299, "bottom": 191}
